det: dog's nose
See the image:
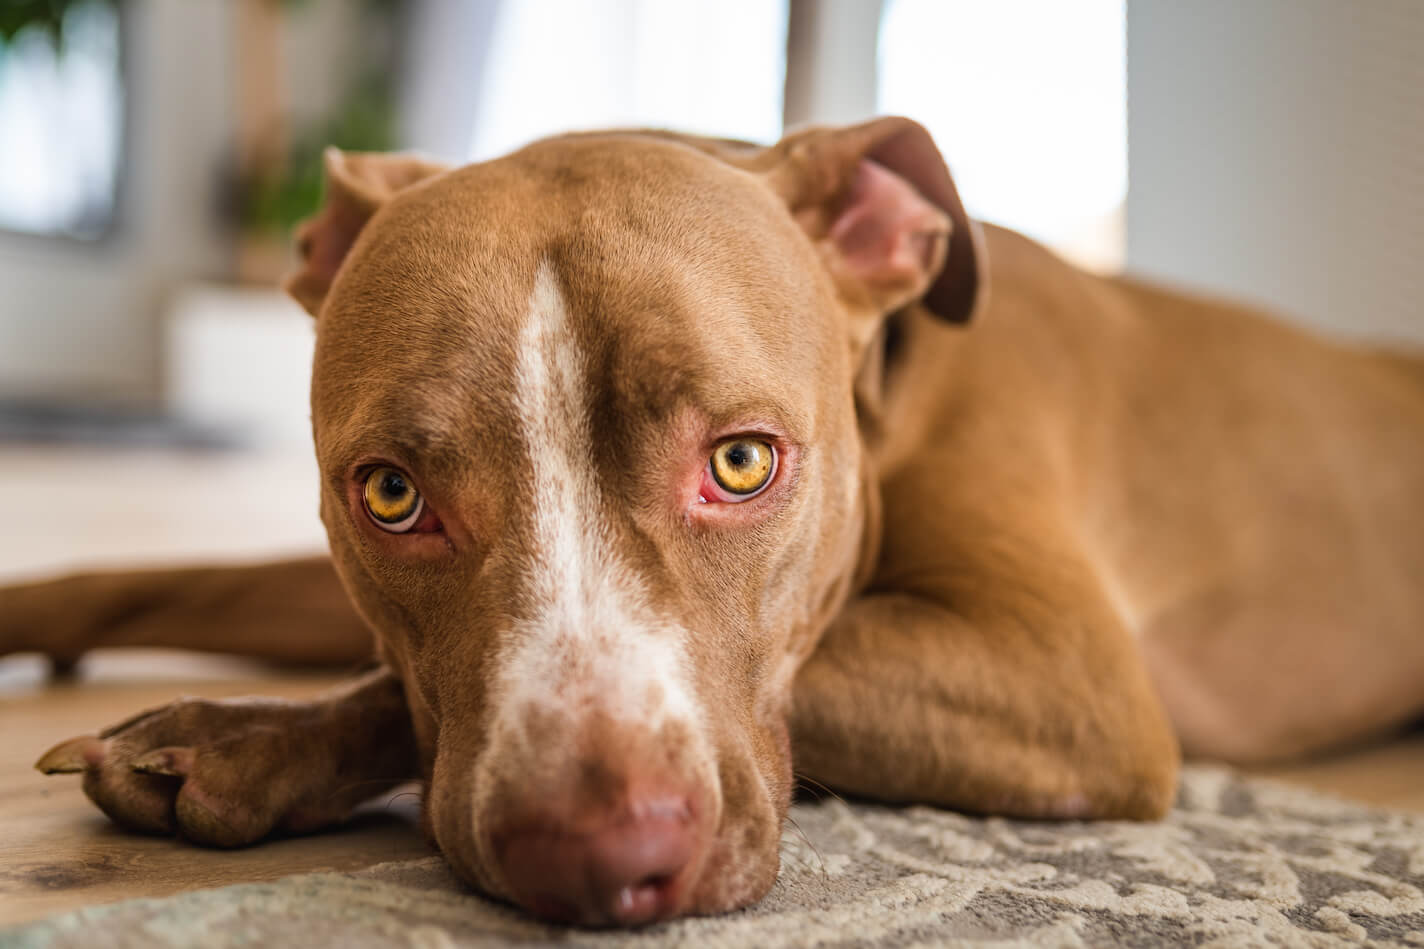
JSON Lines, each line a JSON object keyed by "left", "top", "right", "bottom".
{"left": 493, "top": 794, "right": 697, "bottom": 927}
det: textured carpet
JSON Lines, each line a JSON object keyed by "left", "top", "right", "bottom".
{"left": 7, "top": 766, "right": 1424, "bottom": 948}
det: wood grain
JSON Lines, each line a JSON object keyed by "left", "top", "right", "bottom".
{"left": 0, "top": 653, "right": 431, "bottom": 927}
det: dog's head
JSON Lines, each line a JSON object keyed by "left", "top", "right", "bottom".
{"left": 289, "top": 117, "right": 983, "bottom": 926}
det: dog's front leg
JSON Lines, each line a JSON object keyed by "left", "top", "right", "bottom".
{"left": 791, "top": 568, "right": 1179, "bottom": 820}
{"left": 35, "top": 667, "right": 419, "bottom": 846}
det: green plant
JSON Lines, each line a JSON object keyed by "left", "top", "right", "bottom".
{"left": 240, "top": 69, "right": 396, "bottom": 238}
{"left": 0, "top": 0, "right": 119, "bottom": 49}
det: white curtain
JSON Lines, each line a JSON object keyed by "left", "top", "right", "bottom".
{"left": 879, "top": 0, "right": 1127, "bottom": 268}
{"left": 400, "top": 0, "right": 788, "bottom": 163}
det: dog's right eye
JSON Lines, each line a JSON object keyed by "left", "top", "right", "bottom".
{"left": 363, "top": 467, "right": 424, "bottom": 532}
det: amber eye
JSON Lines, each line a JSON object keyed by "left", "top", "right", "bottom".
{"left": 362, "top": 467, "right": 423, "bottom": 532}
{"left": 710, "top": 438, "right": 775, "bottom": 495}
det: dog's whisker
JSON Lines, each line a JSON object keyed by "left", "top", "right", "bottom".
{"left": 317, "top": 778, "right": 423, "bottom": 802}
{"left": 382, "top": 791, "right": 424, "bottom": 811}
{"left": 793, "top": 772, "right": 848, "bottom": 806}
{"left": 782, "top": 814, "right": 827, "bottom": 875}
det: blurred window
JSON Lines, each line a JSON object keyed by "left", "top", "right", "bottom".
{"left": 469, "top": 0, "right": 787, "bottom": 160}
{"left": 0, "top": 1, "right": 123, "bottom": 240}
{"left": 878, "top": 0, "right": 1126, "bottom": 270}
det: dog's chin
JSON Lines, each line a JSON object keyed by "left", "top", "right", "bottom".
{"left": 675, "top": 827, "right": 784, "bottom": 923}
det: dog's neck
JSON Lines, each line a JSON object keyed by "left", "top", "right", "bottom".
{"left": 846, "top": 314, "right": 905, "bottom": 592}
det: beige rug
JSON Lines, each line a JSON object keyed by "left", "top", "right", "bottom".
{"left": 7, "top": 766, "right": 1424, "bottom": 948}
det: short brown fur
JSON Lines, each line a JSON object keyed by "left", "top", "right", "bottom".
{"left": 13, "top": 117, "right": 1424, "bottom": 925}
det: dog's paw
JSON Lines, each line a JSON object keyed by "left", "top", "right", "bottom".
{"left": 35, "top": 696, "right": 347, "bottom": 847}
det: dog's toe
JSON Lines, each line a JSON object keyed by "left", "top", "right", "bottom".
{"left": 129, "top": 746, "right": 195, "bottom": 778}
{"left": 35, "top": 735, "right": 104, "bottom": 774}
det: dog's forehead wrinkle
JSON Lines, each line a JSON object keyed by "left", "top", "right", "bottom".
{"left": 314, "top": 306, "right": 533, "bottom": 477}
{"left": 318, "top": 385, "right": 507, "bottom": 480}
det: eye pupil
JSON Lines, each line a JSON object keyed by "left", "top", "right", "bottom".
{"left": 380, "top": 472, "right": 407, "bottom": 498}
{"left": 363, "top": 466, "right": 423, "bottom": 531}
{"left": 710, "top": 438, "right": 775, "bottom": 496}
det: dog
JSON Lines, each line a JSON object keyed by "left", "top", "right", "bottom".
{"left": 9, "top": 117, "right": 1424, "bottom": 927}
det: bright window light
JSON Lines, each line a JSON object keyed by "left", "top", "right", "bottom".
{"left": 470, "top": 0, "right": 787, "bottom": 161}
{"left": 878, "top": 0, "right": 1126, "bottom": 269}
{"left": 0, "top": 2, "right": 122, "bottom": 239}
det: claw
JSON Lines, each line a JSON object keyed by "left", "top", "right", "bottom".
{"left": 35, "top": 735, "right": 105, "bottom": 774}
{"left": 131, "top": 747, "right": 194, "bottom": 778}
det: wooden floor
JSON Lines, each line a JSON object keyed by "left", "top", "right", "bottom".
{"left": 0, "top": 653, "right": 432, "bottom": 928}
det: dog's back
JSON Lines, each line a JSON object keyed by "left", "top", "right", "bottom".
{"left": 920, "top": 226, "right": 1424, "bottom": 762}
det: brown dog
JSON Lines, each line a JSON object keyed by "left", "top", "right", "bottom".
{"left": 10, "top": 117, "right": 1424, "bottom": 927}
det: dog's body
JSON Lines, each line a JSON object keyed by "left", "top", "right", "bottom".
{"left": 10, "top": 118, "right": 1424, "bottom": 927}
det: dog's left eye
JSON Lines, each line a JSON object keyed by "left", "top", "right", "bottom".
{"left": 363, "top": 467, "right": 424, "bottom": 532}
{"left": 700, "top": 438, "right": 777, "bottom": 503}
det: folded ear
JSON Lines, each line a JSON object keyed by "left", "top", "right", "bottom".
{"left": 284, "top": 148, "right": 450, "bottom": 316}
{"left": 756, "top": 117, "right": 986, "bottom": 338}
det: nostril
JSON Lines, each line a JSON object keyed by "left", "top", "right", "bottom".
{"left": 494, "top": 796, "right": 699, "bottom": 927}
{"left": 613, "top": 875, "right": 676, "bottom": 923}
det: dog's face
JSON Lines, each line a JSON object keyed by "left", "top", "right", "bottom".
{"left": 293, "top": 119, "right": 981, "bottom": 926}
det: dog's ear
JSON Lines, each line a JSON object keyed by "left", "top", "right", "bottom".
{"left": 757, "top": 117, "right": 985, "bottom": 336}
{"left": 284, "top": 148, "right": 449, "bottom": 316}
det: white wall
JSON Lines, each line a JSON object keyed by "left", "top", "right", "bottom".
{"left": 397, "top": 0, "right": 498, "bottom": 160}
{"left": 1126, "top": 0, "right": 1424, "bottom": 343}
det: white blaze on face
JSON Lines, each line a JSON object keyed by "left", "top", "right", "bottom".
{"left": 496, "top": 261, "right": 699, "bottom": 732}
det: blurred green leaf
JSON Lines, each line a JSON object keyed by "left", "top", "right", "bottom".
{"left": 240, "top": 69, "right": 396, "bottom": 237}
{"left": 0, "top": 0, "right": 119, "bottom": 50}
